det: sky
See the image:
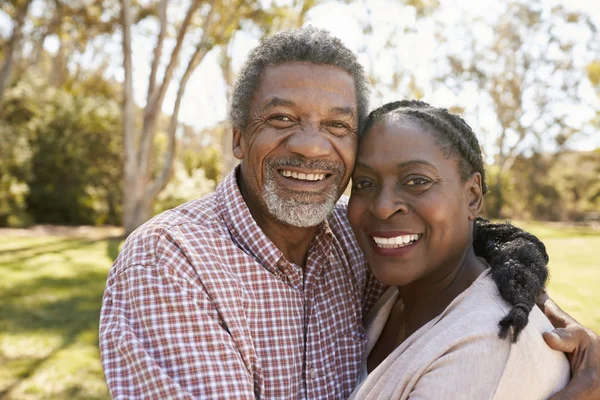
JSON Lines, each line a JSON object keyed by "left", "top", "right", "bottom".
{"left": 163, "top": 0, "right": 600, "bottom": 152}
{"left": 1, "top": 0, "right": 599, "bottom": 153}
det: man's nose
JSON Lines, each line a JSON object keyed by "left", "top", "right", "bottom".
{"left": 285, "top": 125, "right": 334, "bottom": 159}
{"left": 370, "top": 186, "right": 409, "bottom": 220}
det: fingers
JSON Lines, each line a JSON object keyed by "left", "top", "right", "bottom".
{"left": 543, "top": 329, "right": 578, "bottom": 353}
{"left": 536, "top": 288, "right": 550, "bottom": 312}
{"left": 547, "top": 369, "right": 599, "bottom": 400}
{"left": 542, "top": 297, "right": 578, "bottom": 329}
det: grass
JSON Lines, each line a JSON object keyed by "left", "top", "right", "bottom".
{"left": 516, "top": 221, "right": 600, "bottom": 333}
{"left": 0, "top": 235, "right": 121, "bottom": 400}
{"left": 0, "top": 222, "right": 598, "bottom": 399}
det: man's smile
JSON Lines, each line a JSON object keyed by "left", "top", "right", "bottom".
{"left": 278, "top": 169, "right": 327, "bottom": 181}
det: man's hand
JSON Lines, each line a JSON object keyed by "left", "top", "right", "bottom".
{"left": 537, "top": 290, "right": 600, "bottom": 400}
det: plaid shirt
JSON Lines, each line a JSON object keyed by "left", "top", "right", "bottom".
{"left": 100, "top": 168, "right": 385, "bottom": 399}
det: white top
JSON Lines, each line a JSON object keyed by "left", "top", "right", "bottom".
{"left": 350, "top": 269, "right": 570, "bottom": 399}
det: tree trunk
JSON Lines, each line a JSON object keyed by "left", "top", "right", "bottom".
{"left": 0, "top": 0, "right": 31, "bottom": 104}
{"left": 120, "top": 0, "right": 142, "bottom": 236}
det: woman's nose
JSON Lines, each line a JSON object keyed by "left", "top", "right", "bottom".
{"left": 370, "top": 186, "right": 409, "bottom": 220}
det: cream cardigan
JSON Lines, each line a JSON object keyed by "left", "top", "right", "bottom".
{"left": 350, "top": 269, "right": 570, "bottom": 399}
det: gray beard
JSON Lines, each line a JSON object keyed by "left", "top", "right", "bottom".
{"left": 261, "top": 161, "right": 342, "bottom": 228}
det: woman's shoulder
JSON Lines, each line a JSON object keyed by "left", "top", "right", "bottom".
{"left": 351, "top": 271, "right": 570, "bottom": 399}
{"left": 407, "top": 272, "right": 569, "bottom": 399}
{"left": 427, "top": 271, "right": 570, "bottom": 399}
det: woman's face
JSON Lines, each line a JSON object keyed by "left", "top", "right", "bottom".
{"left": 347, "top": 118, "right": 482, "bottom": 287}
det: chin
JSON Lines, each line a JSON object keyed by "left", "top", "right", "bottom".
{"left": 369, "top": 263, "right": 417, "bottom": 287}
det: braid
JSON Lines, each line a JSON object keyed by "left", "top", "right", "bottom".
{"left": 362, "top": 100, "right": 550, "bottom": 342}
{"left": 473, "top": 217, "right": 548, "bottom": 342}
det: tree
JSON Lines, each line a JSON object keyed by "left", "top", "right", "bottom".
{"left": 0, "top": 0, "right": 32, "bottom": 104}
{"left": 119, "top": 0, "right": 323, "bottom": 234}
{"left": 0, "top": 72, "right": 123, "bottom": 226}
{"left": 432, "top": 0, "right": 598, "bottom": 217}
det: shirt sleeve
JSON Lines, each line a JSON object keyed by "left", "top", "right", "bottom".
{"left": 99, "top": 264, "right": 257, "bottom": 399}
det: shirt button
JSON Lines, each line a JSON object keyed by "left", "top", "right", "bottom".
{"left": 310, "top": 368, "right": 316, "bottom": 379}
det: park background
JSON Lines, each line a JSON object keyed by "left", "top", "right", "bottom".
{"left": 0, "top": 0, "right": 599, "bottom": 398}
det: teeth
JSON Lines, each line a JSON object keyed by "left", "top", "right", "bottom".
{"left": 372, "top": 234, "right": 420, "bottom": 249}
{"left": 279, "top": 170, "right": 326, "bottom": 181}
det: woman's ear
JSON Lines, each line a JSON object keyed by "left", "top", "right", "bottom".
{"left": 232, "top": 128, "right": 244, "bottom": 160}
{"left": 467, "top": 172, "right": 484, "bottom": 220}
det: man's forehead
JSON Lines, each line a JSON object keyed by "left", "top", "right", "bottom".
{"left": 260, "top": 62, "right": 355, "bottom": 90}
{"left": 253, "top": 62, "right": 357, "bottom": 108}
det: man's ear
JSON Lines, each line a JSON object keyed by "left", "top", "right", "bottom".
{"left": 232, "top": 128, "right": 244, "bottom": 160}
{"left": 467, "top": 172, "right": 484, "bottom": 220}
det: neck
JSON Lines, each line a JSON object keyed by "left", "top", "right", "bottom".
{"left": 398, "top": 246, "right": 487, "bottom": 338}
{"left": 238, "top": 171, "right": 319, "bottom": 268}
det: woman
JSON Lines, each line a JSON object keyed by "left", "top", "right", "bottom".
{"left": 348, "top": 100, "right": 569, "bottom": 399}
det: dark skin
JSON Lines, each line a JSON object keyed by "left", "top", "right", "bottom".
{"left": 231, "top": 61, "right": 600, "bottom": 396}
{"left": 232, "top": 62, "right": 358, "bottom": 267}
{"left": 348, "top": 118, "right": 600, "bottom": 397}
{"left": 348, "top": 118, "right": 488, "bottom": 370}
{"left": 540, "top": 293, "right": 600, "bottom": 400}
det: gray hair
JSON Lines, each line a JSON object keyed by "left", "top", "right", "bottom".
{"left": 229, "top": 26, "right": 371, "bottom": 132}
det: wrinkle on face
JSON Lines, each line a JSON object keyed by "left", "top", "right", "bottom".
{"left": 235, "top": 62, "right": 358, "bottom": 231}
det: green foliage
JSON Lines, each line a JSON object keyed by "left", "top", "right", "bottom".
{"left": 153, "top": 161, "right": 216, "bottom": 215}
{"left": 0, "top": 75, "right": 123, "bottom": 227}
{"left": 484, "top": 150, "right": 600, "bottom": 221}
{"left": 181, "top": 145, "right": 223, "bottom": 182}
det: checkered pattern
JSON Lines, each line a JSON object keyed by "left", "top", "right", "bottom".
{"left": 100, "top": 167, "right": 385, "bottom": 399}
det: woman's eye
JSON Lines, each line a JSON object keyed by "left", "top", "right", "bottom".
{"left": 352, "top": 180, "right": 375, "bottom": 190}
{"left": 405, "top": 178, "right": 431, "bottom": 186}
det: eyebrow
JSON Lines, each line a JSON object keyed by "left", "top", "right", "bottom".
{"left": 262, "top": 97, "right": 295, "bottom": 112}
{"left": 354, "top": 159, "right": 436, "bottom": 171}
{"left": 261, "top": 97, "right": 355, "bottom": 118}
{"left": 396, "top": 160, "right": 436, "bottom": 169}
{"left": 330, "top": 106, "right": 355, "bottom": 118}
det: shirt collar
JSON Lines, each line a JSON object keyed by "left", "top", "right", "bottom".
{"left": 217, "top": 166, "right": 333, "bottom": 275}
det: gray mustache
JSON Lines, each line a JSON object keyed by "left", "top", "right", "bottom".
{"left": 268, "top": 157, "right": 344, "bottom": 174}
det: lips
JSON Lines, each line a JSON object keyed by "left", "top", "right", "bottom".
{"left": 368, "top": 231, "right": 422, "bottom": 256}
{"left": 278, "top": 169, "right": 327, "bottom": 181}
{"left": 372, "top": 233, "right": 420, "bottom": 248}
{"left": 267, "top": 158, "right": 343, "bottom": 193}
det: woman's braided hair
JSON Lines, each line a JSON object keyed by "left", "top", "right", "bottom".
{"left": 362, "top": 100, "right": 549, "bottom": 342}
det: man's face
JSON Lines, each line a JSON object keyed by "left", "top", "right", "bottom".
{"left": 233, "top": 61, "right": 358, "bottom": 228}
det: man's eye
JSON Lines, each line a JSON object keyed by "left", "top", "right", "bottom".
{"left": 268, "top": 115, "right": 295, "bottom": 128}
{"left": 325, "top": 121, "right": 352, "bottom": 135}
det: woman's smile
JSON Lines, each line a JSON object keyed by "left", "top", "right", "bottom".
{"left": 347, "top": 117, "right": 476, "bottom": 287}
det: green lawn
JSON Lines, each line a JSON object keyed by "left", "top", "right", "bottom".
{"left": 0, "top": 235, "right": 121, "bottom": 400}
{"left": 0, "top": 222, "right": 598, "bottom": 399}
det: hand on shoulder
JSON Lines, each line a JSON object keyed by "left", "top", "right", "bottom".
{"left": 538, "top": 291, "right": 600, "bottom": 400}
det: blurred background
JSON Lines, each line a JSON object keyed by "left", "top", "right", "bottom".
{"left": 0, "top": 0, "right": 598, "bottom": 398}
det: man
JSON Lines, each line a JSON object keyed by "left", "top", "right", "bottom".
{"left": 100, "top": 27, "right": 599, "bottom": 399}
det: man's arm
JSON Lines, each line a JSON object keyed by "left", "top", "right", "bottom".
{"left": 537, "top": 291, "right": 600, "bottom": 400}
{"left": 100, "top": 264, "right": 256, "bottom": 399}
